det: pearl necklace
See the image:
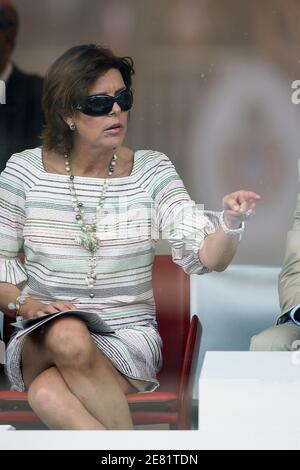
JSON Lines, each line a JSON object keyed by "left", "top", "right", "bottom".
{"left": 65, "top": 153, "right": 118, "bottom": 298}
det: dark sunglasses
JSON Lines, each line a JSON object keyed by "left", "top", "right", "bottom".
{"left": 76, "top": 88, "right": 133, "bottom": 117}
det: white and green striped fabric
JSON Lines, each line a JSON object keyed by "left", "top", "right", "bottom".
{"left": 1, "top": 147, "right": 220, "bottom": 392}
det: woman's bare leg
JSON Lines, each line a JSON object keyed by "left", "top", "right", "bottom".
{"left": 22, "top": 330, "right": 106, "bottom": 429}
{"left": 22, "top": 327, "right": 54, "bottom": 388}
{"left": 44, "top": 318, "right": 134, "bottom": 430}
{"left": 21, "top": 318, "right": 135, "bottom": 430}
{"left": 28, "top": 366, "right": 106, "bottom": 430}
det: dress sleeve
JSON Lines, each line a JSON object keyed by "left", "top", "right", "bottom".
{"left": 0, "top": 156, "right": 28, "bottom": 285}
{"left": 153, "top": 154, "right": 221, "bottom": 275}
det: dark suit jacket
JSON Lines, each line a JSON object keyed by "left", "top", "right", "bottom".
{"left": 0, "top": 66, "right": 44, "bottom": 172}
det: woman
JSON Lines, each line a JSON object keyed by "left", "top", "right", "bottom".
{"left": 0, "top": 44, "right": 260, "bottom": 430}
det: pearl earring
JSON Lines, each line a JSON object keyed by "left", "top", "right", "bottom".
{"left": 69, "top": 122, "right": 76, "bottom": 131}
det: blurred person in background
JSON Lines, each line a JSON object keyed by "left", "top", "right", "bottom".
{"left": 0, "top": 0, "right": 43, "bottom": 172}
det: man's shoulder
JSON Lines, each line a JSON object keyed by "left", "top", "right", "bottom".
{"left": 9, "top": 66, "right": 43, "bottom": 90}
{"left": 7, "top": 66, "right": 43, "bottom": 105}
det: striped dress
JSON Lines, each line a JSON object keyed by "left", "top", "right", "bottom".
{"left": 0, "top": 148, "right": 220, "bottom": 392}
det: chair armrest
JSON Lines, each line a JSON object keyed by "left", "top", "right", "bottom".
{"left": 0, "top": 391, "right": 28, "bottom": 400}
{"left": 127, "top": 391, "right": 178, "bottom": 412}
{"left": 178, "top": 314, "right": 202, "bottom": 428}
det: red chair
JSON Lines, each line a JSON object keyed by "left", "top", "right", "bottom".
{"left": 0, "top": 255, "right": 201, "bottom": 430}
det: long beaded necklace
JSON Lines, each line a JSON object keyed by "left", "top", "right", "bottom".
{"left": 64, "top": 153, "right": 118, "bottom": 299}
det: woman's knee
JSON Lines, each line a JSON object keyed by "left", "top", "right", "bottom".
{"left": 43, "top": 317, "right": 95, "bottom": 368}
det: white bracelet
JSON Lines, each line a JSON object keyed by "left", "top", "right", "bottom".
{"left": 220, "top": 211, "right": 245, "bottom": 241}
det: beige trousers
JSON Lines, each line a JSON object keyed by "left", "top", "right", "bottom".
{"left": 250, "top": 322, "right": 300, "bottom": 351}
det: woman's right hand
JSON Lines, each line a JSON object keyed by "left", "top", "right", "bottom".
{"left": 20, "top": 299, "right": 77, "bottom": 319}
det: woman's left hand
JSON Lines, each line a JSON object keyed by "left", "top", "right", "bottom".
{"left": 222, "top": 190, "right": 261, "bottom": 229}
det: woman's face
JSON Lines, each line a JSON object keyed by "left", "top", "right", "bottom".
{"left": 68, "top": 68, "right": 129, "bottom": 152}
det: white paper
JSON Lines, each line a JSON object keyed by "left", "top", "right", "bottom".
{"left": 11, "top": 310, "right": 115, "bottom": 339}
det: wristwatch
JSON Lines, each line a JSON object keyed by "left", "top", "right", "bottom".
{"left": 289, "top": 304, "right": 300, "bottom": 325}
{"left": 220, "top": 210, "right": 245, "bottom": 241}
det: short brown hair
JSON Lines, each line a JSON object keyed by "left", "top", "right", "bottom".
{"left": 42, "top": 44, "right": 135, "bottom": 155}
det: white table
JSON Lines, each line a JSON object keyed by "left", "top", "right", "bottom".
{"left": 0, "top": 426, "right": 16, "bottom": 431}
{"left": 198, "top": 351, "right": 300, "bottom": 449}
